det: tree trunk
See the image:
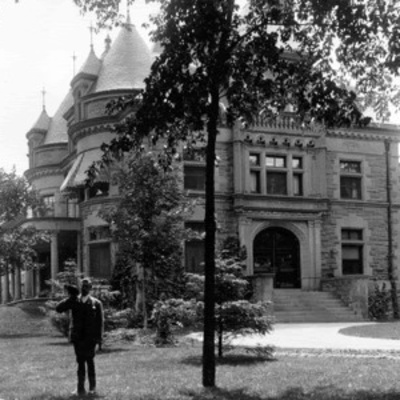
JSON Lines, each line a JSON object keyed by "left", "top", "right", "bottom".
{"left": 202, "top": 88, "right": 219, "bottom": 387}
{"left": 135, "top": 263, "right": 144, "bottom": 312}
{"left": 218, "top": 309, "right": 223, "bottom": 359}
{"left": 142, "top": 272, "right": 148, "bottom": 329}
{"left": 202, "top": 2, "right": 235, "bottom": 387}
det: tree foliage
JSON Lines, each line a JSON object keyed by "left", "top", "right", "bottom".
{"left": 0, "top": 168, "right": 42, "bottom": 224}
{"left": 0, "top": 169, "right": 48, "bottom": 284}
{"left": 101, "top": 151, "right": 191, "bottom": 324}
{"left": 152, "top": 248, "right": 273, "bottom": 357}
{"left": 75, "top": 0, "right": 400, "bottom": 386}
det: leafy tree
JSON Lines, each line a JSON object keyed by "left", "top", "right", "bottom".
{"left": 75, "top": 0, "right": 400, "bottom": 386}
{"left": 0, "top": 168, "right": 42, "bottom": 225}
{"left": 0, "top": 168, "right": 48, "bottom": 302}
{"left": 100, "top": 151, "right": 191, "bottom": 327}
{"left": 152, "top": 244, "right": 273, "bottom": 358}
{"left": 0, "top": 226, "right": 49, "bottom": 302}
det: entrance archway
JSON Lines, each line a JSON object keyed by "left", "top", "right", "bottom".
{"left": 253, "top": 227, "right": 301, "bottom": 288}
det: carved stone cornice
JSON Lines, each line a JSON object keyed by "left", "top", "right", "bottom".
{"left": 24, "top": 166, "right": 64, "bottom": 181}
{"left": 326, "top": 128, "right": 400, "bottom": 142}
{"left": 239, "top": 209, "right": 324, "bottom": 221}
{"left": 69, "top": 120, "right": 116, "bottom": 143}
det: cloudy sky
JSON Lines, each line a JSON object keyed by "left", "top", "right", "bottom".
{"left": 0, "top": 0, "right": 157, "bottom": 175}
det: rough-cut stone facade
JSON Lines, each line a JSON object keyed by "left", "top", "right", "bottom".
{"left": 9, "top": 20, "right": 400, "bottom": 306}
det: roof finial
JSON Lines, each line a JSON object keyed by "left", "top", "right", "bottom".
{"left": 41, "top": 87, "right": 46, "bottom": 111}
{"left": 89, "top": 22, "right": 95, "bottom": 50}
{"left": 125, "top": 0, "right": 133, "bottom": 27}
{"left": 72, "top": 51, "right": 77, "bottom": 77}
{"left": 105, "top": 34, "right": 112, "bottom": 52}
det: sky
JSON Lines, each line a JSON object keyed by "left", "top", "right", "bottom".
{"left": 0, "top": 0, "right": 158, "bottom": 175}
{"left": 1, "top": 1, "right": 399, "bottom": 176}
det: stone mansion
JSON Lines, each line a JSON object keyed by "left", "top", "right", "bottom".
{"left": 5, "top": 18, "right": 400, "bottom": 310}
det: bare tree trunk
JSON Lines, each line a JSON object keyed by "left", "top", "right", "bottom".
{"left": 135, "top": 263, "right": 144, "bottom": 313}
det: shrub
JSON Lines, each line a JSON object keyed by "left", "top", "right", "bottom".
{"left": 369, "top": 281, "right": 391, "bottom": 321}
{"left": 151, "top": 298, "right": 201, "bottom": 345}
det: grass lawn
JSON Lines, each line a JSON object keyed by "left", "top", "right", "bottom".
{"left": 3, "top": 304, "right": 400, "bottom": 400}
{"left": 340, "top": 322, "right": 400, "bottom": 340}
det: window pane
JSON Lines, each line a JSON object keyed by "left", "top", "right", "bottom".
{"left": 292, "top": 157, "right": 302, "bottom": 169}
{"left": 340, "top": 161, "right": 361, "bottom": 173}
{"left": 293, "top": 174, "right": 303, "bottom": 196}
{"left": 249, "top": 154, "right": 260, "bottom": 166}
{"left": 90, "top": 243, "right": 111, "bottom": 278}
{"left": 342, "top": 245, "right": 363, "bottom": 275}
{"left": 340, "top": 177, "right": 361, "bottom": 199}
{"left": 184, "top": 166, "right": 205, "bottom": 190}
{"left": 266, "top": 155, "right": 286, "bottom": 168}
{"left": 267, "top": 172, "right": 287, "bottom": 195}
{"left": 342, "top": 229, "right": 362, "bottom": 241}
{"left": 250, "top": 171, "right": 261, "bottom": 193}
{"left": 185, "top": 241, "right": 205, "bottom": 273}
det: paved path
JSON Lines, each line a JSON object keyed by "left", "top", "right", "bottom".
{"left": 229, "top": 322, "right": 400, "bottom": 351}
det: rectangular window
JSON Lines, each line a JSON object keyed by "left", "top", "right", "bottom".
{"left": 266, "top": 155, "right": 286, "bottom": 168}
{"left": 249, "top": 153, "right": 260, "bottom": 166}
{"left": 340, "top": 160, "right": 362, "bottom": 200}
{"left": 267, "top": 171, "right": 287, "bottom": 195}
{"left": 184, "top": 166, "right": 206, "bottom": 190}
{"left": 292, "top": 157, "right": 302, "bottom": 169}
{"left": 89, "top": 243, "right": 111, "bottom": 278}
{"left": 341, "top": 229, "right": 363, "bottom": 275}
{"left": 43, "top": 195, "right": 55, "bottom": 216}
{"left": 340, "top": 177, "right": 361, "bottom": 199}
{"left": 185, "top": 222, "right": 205, "bottom": 273}
{"left": 340, "top": 161, "right": 361, "bottom": 173}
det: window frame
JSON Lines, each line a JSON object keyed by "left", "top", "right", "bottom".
{"left": 341, "top": 228, "right": 364, "bottom": 275}
{"left": 340, "top": 160, "right": 363, "bottom": 200}
{"left": 247, "top": 151, "right": 304, "bottom": 197}
{"left": 184, "top": 164, "right": 206, "bottom": 191}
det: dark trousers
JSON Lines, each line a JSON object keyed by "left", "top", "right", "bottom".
{"left": 73, "top": 341, "right": 97, "bottom": 392}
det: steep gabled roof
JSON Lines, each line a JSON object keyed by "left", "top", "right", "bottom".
{"left": 94, "top": 23, "right": 152, "bottom": 92}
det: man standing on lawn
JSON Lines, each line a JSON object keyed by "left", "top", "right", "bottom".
{"left": 56, "top": 278, "right": 104, "bottom": 396}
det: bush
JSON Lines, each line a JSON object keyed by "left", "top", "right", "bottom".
{"left": 369, "top": 281, "right": 391, "bottom": 321}
{"left": 151, "top": 298, "right": 202, "bottom": 345}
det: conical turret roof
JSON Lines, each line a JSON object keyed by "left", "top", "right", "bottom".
{"left": 94, "top": 23, "right": 152, "bottom": 92}
{"left": 76, "top": 47, "right": 101, "bottom": 77}
{"left": 44, "top": 90, "right": 73, "bottom": 144}
{"left": 28, "top": 108, "right": 50, "bottom": 133}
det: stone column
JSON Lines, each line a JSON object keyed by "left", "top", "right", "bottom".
{"left": 10, "top": 269, "right": 15, "bottom": 301}
{"left": 35, "top": 269, "right": 41, "bottom": 297}
{"left": 77, "top": 231, "right": 82, "bottom": 274}
{"left": 14, "top": 267, "right": 21, "bottom": 301}
{"left": 3, "top": 267, "right": 10, "bottom": 303}
{"left": 24, "top": 269, "right": 34, "bottom": 298}
{"left": 50, "top": 231, "right": 59, "bottom": 280}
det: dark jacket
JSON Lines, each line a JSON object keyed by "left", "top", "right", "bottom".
{"left": 56, "top": 295, "right": 104, "bottom": 344}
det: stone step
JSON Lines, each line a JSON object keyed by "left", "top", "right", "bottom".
{"left": 272, "top": 289, "right": 365, "bottom": 323}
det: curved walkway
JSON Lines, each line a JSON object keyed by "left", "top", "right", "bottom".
{"left": 230, "top": 322, "right": 400, "bottom": 351}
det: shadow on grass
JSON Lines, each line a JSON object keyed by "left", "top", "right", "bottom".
{"left": 0, "top": 333, "right": 49, "bottom": 339}
{"left": 181, "top": 386, "right": 400, "bottom": 400}
{"left": 181, "top": 353, "right": 276, "bottom": 367}
{"left": 22, "top": 387, "right": 400, "bottom": 400}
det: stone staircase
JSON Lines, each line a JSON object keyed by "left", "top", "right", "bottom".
{"left": 273, "top": 289, "right": 365, "bottom": 323}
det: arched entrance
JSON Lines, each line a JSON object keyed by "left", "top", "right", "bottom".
{"left": 253, "top": 227, "right": 301, "bottom": 288}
